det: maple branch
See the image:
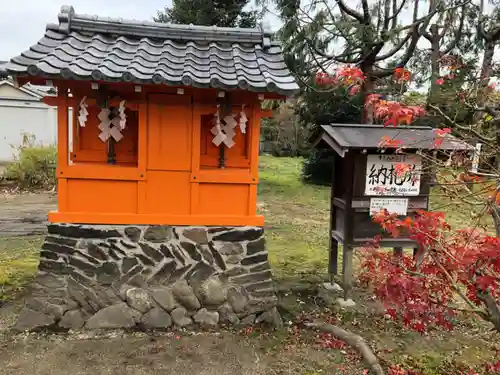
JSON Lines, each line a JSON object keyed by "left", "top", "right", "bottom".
{"left": 409, "top": 230, "right": 490, "bottom": 314}
{"left": 428, "top": 104, "right": 496, "bottom": 143}
{"left": 305, "top": 321, "right": 385, "bottom": 375}
{"left": 476, "top": 286, "right": 500, "bottom": 331}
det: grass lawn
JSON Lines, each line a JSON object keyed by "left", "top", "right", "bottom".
{"left": 258, "top": 156, "right": 330, "bottom": 280}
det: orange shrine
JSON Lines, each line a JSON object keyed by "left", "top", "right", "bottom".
{"left": 2, "top": 6, "right": 298, "bottom": 227}
{"left": 2, "top": 5, "right": 298, "bottom": 333}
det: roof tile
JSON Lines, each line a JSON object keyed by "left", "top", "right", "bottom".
{"left": 3, "top": 5, "right": 298, "bottom": 95}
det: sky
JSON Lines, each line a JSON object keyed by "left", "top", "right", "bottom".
{"left": 0, "top": 0, "right": 282, "bottom": 61}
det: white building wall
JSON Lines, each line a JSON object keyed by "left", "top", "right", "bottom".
{"left": 0, "top": 99, "right": 58, "bottom": 162}
{"left": 0, "top": 96, "right": 73, "bottom": 163}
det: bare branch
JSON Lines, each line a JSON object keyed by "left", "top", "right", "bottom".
{"left": 383, "top": 0, "right": 392, "bottom": 32}
{"left": 361, "top": 0, "right": 371, "bottom": 23}
{"left": 428, "top": 104, "right": 496, "bottom": 143}
{"left": 477, "top": 0, "right": 488, "bottom": 40}
{"left": 305, "top": 322, "right": 385, "bottom": 375}
{"left": 375, "top": 32, "right": 412, "bottom": 61}
{"left": 335, "top": 0, "right": 364, "bottom": 22}
{"left": 389, "top": 0, "right": 407, "bottom": 30}
{"left": 477, "top": 289, "right": 500, "bottom": 331}
{"left": 443, "top": 5, "right": 467, "bottom": 53}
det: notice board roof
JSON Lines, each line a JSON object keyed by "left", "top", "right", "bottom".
{"left": 318, "top": 123, "right": 472, "bottom": 157}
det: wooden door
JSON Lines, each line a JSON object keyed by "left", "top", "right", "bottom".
{"left": 145, "top": 94, "right": 193, "bottom": 215}
{"left": 147, "top": 94, "right": 192, "bottom": 171}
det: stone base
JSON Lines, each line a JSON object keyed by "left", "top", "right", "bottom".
{"left": 13, "top": 224, "right": 280, "bottom": 332}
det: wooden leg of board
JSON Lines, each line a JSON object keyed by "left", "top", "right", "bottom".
{"left": 329, "top": 238, "right": 339, "bottom": 278}
{"left": 342, "top": 245, "right": 353, "bottom": 300}
{"left": 413, "top": 247, "right": 419, "bottom": 258}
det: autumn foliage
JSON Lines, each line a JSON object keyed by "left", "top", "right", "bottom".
{"left": 315, "top": 64, "right": 500, "bottom": 336}
{"left": 314, "top": 65, "right": 426, "bottom": 127}
{"left": 359, "top": 210, "right": 500, "bottom": 333}
{"left": 315, "top": 63, "right": 499, "bottom": 350}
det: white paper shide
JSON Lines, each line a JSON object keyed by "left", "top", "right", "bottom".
{"left": 365, "top": 154, "right": 422, "bottom": 196}
{"left": 370, "top": 198, "right": 409, "bottom": 216}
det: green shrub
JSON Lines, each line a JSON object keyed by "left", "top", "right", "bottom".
{"left": 301, "top": 148, "right": 334, "bottom": 186}
{"left": 2, "top": 133, "right": 57, "bottom": 189}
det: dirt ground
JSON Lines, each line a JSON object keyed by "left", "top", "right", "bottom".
{"left": 0, "top": 192, "right": 56, "bottom": 237}
{"left": 0, "top": 290, "right": 361, "bottom": 375}
{"left": 0, "top": 328, "right": 345, "bottom": 375}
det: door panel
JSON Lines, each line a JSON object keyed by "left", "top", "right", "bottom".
{"left": 147, "top": 94, "right": 192, "bottom": 171}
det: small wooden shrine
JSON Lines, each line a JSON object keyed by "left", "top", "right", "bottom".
{"left": 2, "top": 5, "right": 298, "bottom": 227}
{"left": 315, "top": 123, "right": 471, "bottom": 298}
{"left": 2, "top": 6, "right": 298, "bottom": 333}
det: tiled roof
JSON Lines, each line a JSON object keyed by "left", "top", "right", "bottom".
{"left": 2, "top": 5, "right": 298, "bottom": 95}
{"left": 0, "top": 61, "right": 7, "bottom": 77}
{"left": 319, "top": 124, "right": 472, "bottom": 157}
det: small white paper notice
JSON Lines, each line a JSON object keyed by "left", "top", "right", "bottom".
{"left": 370, "top": 198, "right": 409, "bottom": 216}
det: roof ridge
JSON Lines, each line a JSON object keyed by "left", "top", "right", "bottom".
{"left": 46, "top": 5, "right": 272, "bottom": 48}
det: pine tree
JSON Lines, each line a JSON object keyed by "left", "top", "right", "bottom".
{"left": 154, "top": 0, "right": 261, "bottom": 28}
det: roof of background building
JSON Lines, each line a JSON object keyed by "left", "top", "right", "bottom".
{"left": 0, "top": 61, "right": 7, "bottom": 78}
{"left": 2, "top": 5, "right": 298, "bottom": 96}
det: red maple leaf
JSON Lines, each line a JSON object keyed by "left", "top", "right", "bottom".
{"left": 394, "top": 67, "right": 412, "bottom": 82}
{"left": 433, "top": 128, "right": 451, "bottom": 147}
{"left": 379, "top": 136, "right": 404, "bottom": 148}
{"left": 349, "top": 85, "right": 361, "bottom": 95}
{"left": 394, "top": 163, "right": 411, "bottom": 176}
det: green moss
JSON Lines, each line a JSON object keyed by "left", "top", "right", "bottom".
{"left": 0, "top": 236, "right": 43, "bottom": 301}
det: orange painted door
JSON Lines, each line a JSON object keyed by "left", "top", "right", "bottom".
{"left": 147, "top": 94, "right": 192, "bottom": 171}
{"left": 144, "top": 94, "right": 193, "bottom": 215}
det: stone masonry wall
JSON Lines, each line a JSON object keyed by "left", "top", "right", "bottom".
{"left": 14, "top": 224, "right": 281, "bottom": 332}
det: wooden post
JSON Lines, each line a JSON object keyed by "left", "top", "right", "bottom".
{"left": 190, "top": 105, "right": 202, "bottom": 215}
{"left": 137, "top": 102, "right": 148, "bottom": 214}
{"left": 250, "top": 103, "right": 262, "bottom": 181}
{"left": 56, "top": 85, "right": 69, "bottom": 212}
{"left": 248, "top": 104, "right": 261, "bottom": 217}
{"left": 57, "top": 86, "right": 69, "bottom": 169}
{"left": 328, "top": 155, "right": 338, "bottom": 278}
{"left": 342, "top": 152, "right": 356, "bottom": 300}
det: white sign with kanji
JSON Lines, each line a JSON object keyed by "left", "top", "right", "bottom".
{"left": 365, "top": 154, "right": 422, "bottom": 196}
{"left": 370, "top": 198, "right": 409, "bottom": 216}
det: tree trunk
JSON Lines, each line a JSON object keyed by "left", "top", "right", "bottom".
{"left": 361, "top": 75, "right": 374, "bottom": 124}
{"left": 427, "top": 24, "right": 441, "bottom": 107}
{"left": 475, "top": 40, "right": 495, "bottom": 122}
{"left": 493, "top": 121, "right": 500, "bottom": 236}
{"left": 493, "top": 205, "right": 500, "bottom": 237}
